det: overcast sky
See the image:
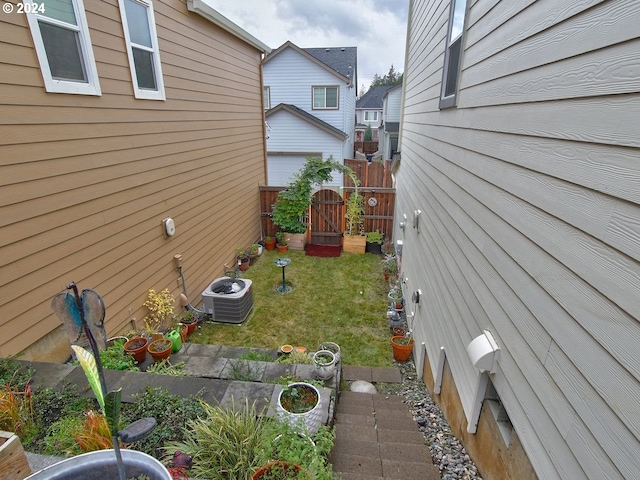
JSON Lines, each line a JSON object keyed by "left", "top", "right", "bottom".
{"left": 206, "top": 0, "right": 409, "bottom": 94}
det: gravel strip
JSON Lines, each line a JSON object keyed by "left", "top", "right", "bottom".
{"left": 378, "top": 359, "right": 483, "bottom": 480}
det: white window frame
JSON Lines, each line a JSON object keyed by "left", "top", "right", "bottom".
{"left": 263, "top": 86, "right": 271, "bottom": 109}
{"left": 312, "top": 86, "right": 339, "bottom": 110}
{"left": 118, "top": 0, "right": 165, "bottom": 100}
{"left": 440, "top": 0, "right": 468, "bottom": 109}
{"left": 25, "top": 0, "right": 101, "bottom": 95}
{"left": 364, "top": 110, "right": 378, "bottom": 122}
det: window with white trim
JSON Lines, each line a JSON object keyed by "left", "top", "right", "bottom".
{"left": 118, "top": 0, "right": 165, "bottom": 100}
{"left": 313, "top": 86, "right": 338, "bottom": 109}
{"left": 263, "top": 86, "right": 270, "bottom": 109}
{"left": 364, "top": 110, "right": 378, "bottom": 122}
{"left": 25, "top": 0, "right": 101, "bottom": 95}
{"left": 440, "top": 0, "right": 467, "bottom": 109}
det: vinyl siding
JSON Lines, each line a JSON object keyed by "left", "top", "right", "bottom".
{"left": 0, "top": 0, "right": 267, "bottom": 359}
{"left": 397, "top": 0, "right": 640, "bottom": 479}
{"left": 266, "top": 109, "right": 344, "bottom": 187}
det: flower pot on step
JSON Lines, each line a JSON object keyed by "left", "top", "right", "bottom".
{"left": 276, "top": 382, "right": 323, "bottom": 436}
{"left": 313, "top": 350, "right": 336, "bottom": 380}
{"left": 123, "top": 337, "right": 149, "bottom": 364}
{"left": 148, "top": 338, "right": 172, "bottom": 362}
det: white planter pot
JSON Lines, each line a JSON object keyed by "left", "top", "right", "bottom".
{"left": 26, "top": 449, "right": 171, "bottom": 480}
{"left": 319, "top": 342, "right": 341, "bottom": 363}
{"left": 276, "top": 382, "right": 323, "bottom": 436}
{"left": 313, "top": 350, "right": 337, "bottom": 380}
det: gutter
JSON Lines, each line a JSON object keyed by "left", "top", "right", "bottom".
{"left": 187, "top": 0, "right": 271, "bottom": 54}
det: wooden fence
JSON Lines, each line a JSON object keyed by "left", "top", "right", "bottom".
{"left": 354, "top": 141, "right": 379, "bottom": 154}
{"left": 260, "top": 158, "right": 395, "bottom": 241}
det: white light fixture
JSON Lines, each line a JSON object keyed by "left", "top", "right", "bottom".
{"left": 466, "top": 330, "right": 500, "bottom": 374}
{"left": 399, "top": 213, "right": 407, "bottom": 231}
{"left": 413, "top": 209, "right": 421, "bottom": 231}
{"left": 162, "top": 217, "right": 176, "bottom": 237}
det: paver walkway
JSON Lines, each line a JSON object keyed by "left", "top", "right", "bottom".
{"left": 332, "top": 368, "right": 441, "bottom": 480}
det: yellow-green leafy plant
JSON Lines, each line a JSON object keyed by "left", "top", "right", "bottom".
{"left": 143, "top": 288, "right": 176, "bottom": 333}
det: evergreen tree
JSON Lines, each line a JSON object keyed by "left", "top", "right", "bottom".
{"left": 368, "top": 65, "right": 403, "bottom": 90}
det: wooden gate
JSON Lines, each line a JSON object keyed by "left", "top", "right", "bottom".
{"left": 310, "top": 189, "right": 344, "bottom": 245}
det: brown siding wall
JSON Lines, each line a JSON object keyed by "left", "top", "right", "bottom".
{"left": 0, "top": 0, "right": 267, "bottom": 361}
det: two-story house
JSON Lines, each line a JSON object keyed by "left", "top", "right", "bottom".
{"left": 379, "top": 84, "right": 402, "bottom": 160}
{"left": 395, "top": 0, "right": 640, "bottom": 479}
{"left": 355, "top": 85, "right": 393, "bottom": 144}
{"left": 263, "top": 41, "right": 357, "bottom": 187}
{"left": 0, "top": 0, "right": 269, "bottom": 362}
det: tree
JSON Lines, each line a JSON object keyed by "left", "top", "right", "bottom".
{"left": 368, "top": 65, "right": 403, "bottom": 90}
{"left": 364, "top": 125, "right": 373, "bottom": 142}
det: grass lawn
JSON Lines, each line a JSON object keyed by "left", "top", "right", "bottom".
{"left": 192, "top": 248, "right": 394, "bottom": 367}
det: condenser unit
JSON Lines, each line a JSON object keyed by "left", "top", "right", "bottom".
{"left": 201, "top": 277, "right": 253, "bottom": 324}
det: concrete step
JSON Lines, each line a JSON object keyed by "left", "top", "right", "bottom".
{"left": 333, "top": 473, "right": 384, "bottom": 480}
{"left": 382, "top": 459, "right": 441, "bottom": 480}
{"left": 330, "top": 452, "right": 383, "bottom": 477}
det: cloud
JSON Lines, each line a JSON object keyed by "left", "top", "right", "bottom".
{"left": 203, "top": 0, "right": 408, "bottom": 89}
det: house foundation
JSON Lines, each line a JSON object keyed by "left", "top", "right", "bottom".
{"left": 422, "top": 354, "right": 538, "bottom": 480}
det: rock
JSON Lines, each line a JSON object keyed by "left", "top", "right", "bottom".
{"left": 350, "top": 380, "right": 377, "bottom": 394}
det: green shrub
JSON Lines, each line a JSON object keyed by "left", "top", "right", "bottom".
{"left": 163, "top": 399, "right": 266, "bottom": 480}
{"left": 121, "top": 386, "right": 206, "bottom": 458}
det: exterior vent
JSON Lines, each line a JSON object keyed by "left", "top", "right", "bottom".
{"left": 201, "top": 277, "right": 253, "bottom": 324}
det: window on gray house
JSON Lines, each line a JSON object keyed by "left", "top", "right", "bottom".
{"left": 313, "top": 86, "right": 339, "bottom": 109}
{"left": 440, "top": 0, "right": 467, "bottom": 109}
{"left": 364, "top": 111, "right": 378, "bottom": 122}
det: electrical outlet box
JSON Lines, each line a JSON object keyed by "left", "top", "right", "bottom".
{"left": 173, "top": 254, "right": 182, "bottom": 268}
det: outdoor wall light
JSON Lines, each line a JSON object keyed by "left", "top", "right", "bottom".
{"left": 396, "top": 239, "right": 403, "bottom": 256}
{"left": 399, "top": 213, "right": 407, "bottom": 231}
{"left": 466, "top": 330, "right": 500, "bottom": 374}
{"left": 412, "top": 289, "right": 422, "bottom": 305}
{"left": 162, "top": 217, "right": 176, "bottom": 237}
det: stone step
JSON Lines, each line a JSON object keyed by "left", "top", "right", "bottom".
{"left": 379, "top": 442, "right": 431, "bottom": 464}
{"left": 330, "top": 452, "right": 383, "bottom": 477}
{"left": 334, "top": 424, "right": 378, "bottom": 443}
{"left": 333, "top": 473, "right": 384, "bottom": 480}
{"left": 382, "top": 459, "right": 441, "bottom": 480}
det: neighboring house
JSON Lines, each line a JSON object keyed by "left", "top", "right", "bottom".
{"left": 355, "top": 85, "right": 392, "bottom": 142}
{"left": 394, "top": 1, "right": 640, "bottom": 480}
{"left": 0, "top": 0, "right": 270, "bottom": 362}
{"left": 378, "top": 84, "right": 402, "bottom": 160}
{"left": 263, "top": 41, "right": 357, "bottom": 186}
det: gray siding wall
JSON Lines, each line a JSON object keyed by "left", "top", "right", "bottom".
{"left": 396, "top": 0, "right": 640, "bottom": 479}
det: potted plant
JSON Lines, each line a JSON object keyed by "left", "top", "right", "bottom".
{"left": 381, "top": 254, "right": 398, "bottom": 283}
{"left": 343, "top": 182, "right": 366, "bottom": 254}
{"left": 312, "top": 350, "right": 336, "bottom": 380}
{"left": 248, "top": 244, "right": 261, "bottom": 265}
{"left": 148, "top": 338, "right": 172, "bottom": 362}
{"left": 181, "top": 310, "right": 197, "bottom": 335}
{"left": 318, "top": 341, "right": 341, "bottom": 364}
{"left": 276, "top": 382, "right": 323, "bottom": 436}
{"left": 365, "top": 230, "right": 384, "bottom": 254}
{"left": 143, "top": 288, "right": 176, "bottom": 341}
{"left": 237, "top": 246, "right": 250, "bottom": 271}
{"left": 391, "top": 334, "right": 414, "bottom": 362}
{"left": 264, "top": 236, "right": 277, "bottom": 251}
{"left": 123, "top": 336, "right": 149, "bottom": 364}
{"left": 276, "top": 232, "right": 288, "bottom": 253}
{"left": 388, "top": 286, "right": 403, "bottom": 310}
{"left": 251, "top": 461, "right": 310, "bottom": 480}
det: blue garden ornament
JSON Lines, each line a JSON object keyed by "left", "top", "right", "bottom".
{"left": 51, "top": 285, "right": 107, "bottom": 351}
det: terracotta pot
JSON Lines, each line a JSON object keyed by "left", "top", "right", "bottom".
{"left": 123, "top": 337, "right": 148, "bottom": 364}
{"left": 391, "top": 335, "right": 414, "bottom": 362}
{"left": 148, "top": 339, "right": 172, "bottom": 362}
{"left": 277, "top": 244, "right": 288, "bottom": 253}
{"left": 392, "top": 326, "right": 406, "bottom": 337}
{"left": 239, "top": 257, "right": 250, "bottom": 271}
{"left": 251, "top": 461, "right": 309, "bottom": 480}
{"left": 264, "top": 238, "right": 276, "bottom": 251}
